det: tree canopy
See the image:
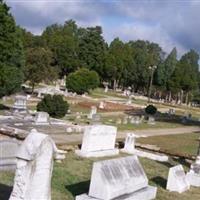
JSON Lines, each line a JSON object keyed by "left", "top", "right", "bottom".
{"left": 0, "top": 0, "right": 24, "bottom": 97}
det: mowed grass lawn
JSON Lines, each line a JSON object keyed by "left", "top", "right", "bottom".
{"left": 138, "top": 132, "right": 200, "bottom": 156}
{"left": 1, "top": 152, "right": 200, "bottom": 200}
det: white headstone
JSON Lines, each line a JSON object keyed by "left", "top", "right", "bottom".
{"left": 13, "top": 95, "right": 27, "bottom": 110}
{"left": 186, "top": 146, "right": 200, "bottom": 187}
{"left": 66, "top": 127, "right": 73, "bottom": 133}
{"left": 130, "top": 116, "right": 141, "bottom": 125}
{"left": 87, "top": 106, "right": 97, "bottom": 119}
{"left": 75, "top": 125, "right": 119, "bottom": 157}
{"left": 99, "top": 101, "right": 105, "bottom": 109}
{"left": 35, "top": 112, "right": 49, "bottom": 125}
{"left": 166, "top": 165, "right": 190, "bottom": 193}
{"left": 147, "top": 116, "right": 155, "bottom": 125}
{"left": 76, "top": 156, "right": 157, "bottom": 200}
{"left": 121, "top": 133, "right": 136, "bottom": 154}
{"left": 9, "top": 129, "right": 66, "bottom": 200}
{"left": 104, "top": 85, "right": 108, "bottom": 93}
{"left": 126, "top": 96, "right": 132, "bottom": 105}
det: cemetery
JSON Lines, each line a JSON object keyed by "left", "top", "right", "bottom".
{"left": 0, "top": 86, "right": 200, "bottom": 200}
{"left": 1, "top": 0, "right": 200, "bottom": 200}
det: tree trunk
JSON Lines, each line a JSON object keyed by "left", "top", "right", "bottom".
{"left": 180, "top": 90, "right": 183, "bottom": 104}
{"left": 185, "top": 91, "right": 189, "bottom": 105}
{"left": 168, "top": 91, "right": 172, "bottom": 102}
{"left": 31, "top": 83, "right": 35, "bottom": 94}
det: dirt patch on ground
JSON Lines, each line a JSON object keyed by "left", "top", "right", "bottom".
{"left": 78, "top": 101, "right": 134, "bottom": 112}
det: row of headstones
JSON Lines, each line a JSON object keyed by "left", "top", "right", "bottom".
{"left": 1, "top": 126, "right": 200, "bottom": 199}
{"left": 75, "top": 125, "right": 200, "bottom": 199}
{"left": 0, "top": 129, "right": 157, "bottom": 200}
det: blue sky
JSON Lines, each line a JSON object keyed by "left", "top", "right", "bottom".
{"left": 5, "top": 0, "right": 200, "bottom": 57}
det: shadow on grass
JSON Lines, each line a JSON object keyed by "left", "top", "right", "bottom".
{"left": 65, "top": 180, "right": 90, "bottom": 197}
{"left": 150, "top": 176, "right": 167, "bottom": 189}
{"left": 0, "top": 104, "right": 9, "bottom": 110}
{"left": 0, "top": 183, "right": 12, "bottom": 200}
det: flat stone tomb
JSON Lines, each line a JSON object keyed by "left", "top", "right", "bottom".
{"left": 0, "top": 140, "right": 20, "bottom": 171}
{"left": 76, "top": 156, "right": 157, "bottom": 200}
{"left": 167, "top": 165, "right": 190, "bottom": 193}
{"left": 75, "top": 125, "right": 119, "bottom": 157}
{"left": 35, "top": 111, "right": 49, "bottom": 125}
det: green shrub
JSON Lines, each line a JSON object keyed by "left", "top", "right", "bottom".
{"left": 37, "top": 94, "right": 69, "bottom": 118}
{"left": 66, "top": 68, "right": 100, "bottom": 94}
{"left": 145, "top": 104, "right": 157, "bottom": 115}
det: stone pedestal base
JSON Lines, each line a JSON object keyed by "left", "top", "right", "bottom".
{"left": 186, "top": 172, "right": 200, "bottom": 187}
{"left": 76, "top": 186, "right": 157, "bottom": 200}
{"left": 75, "top": 149, "right": 119, "bottom": 158}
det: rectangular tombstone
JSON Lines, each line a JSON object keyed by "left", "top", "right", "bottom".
{"left": 76, "top": 156, "right": 157, "bottom": 200}
{"left": 35, "top": 111, "right": 49, "bottom": 125}
{"left": 75, "top": 125, "right": 119, "bottom": 157}
{"left": 0, "top": 140, "right": 20, "bottom": 171}
{"left": 13, "top": 95, "right": 27, "bottom": 110}
{"left": 186, "top": 154, "right": 200, "bottom": 187}
{"left": 166, "top": 165, "right": 190, "bottom": 193}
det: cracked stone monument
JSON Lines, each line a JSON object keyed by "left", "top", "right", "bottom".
{"left": 0, "top": 140, "right": 20, "bottom": 171}
{"left": 76, "top": 156, "right": 157, "bottom": 200}
{"left": 121, "top": 134, "right": 168, "bottom": 162}
{"left": 9, "top": 129, "right": 66, "bottom": 200}
{"left": 75, "top": 125, "right": 119, "bottom": 157}
{"left": 35, "top": 111, "right": 50, "bottom": 125}
{"left": 166, "top": 165, "right": 190, "bottom": 193}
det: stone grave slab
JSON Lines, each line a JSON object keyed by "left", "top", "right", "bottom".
{"left": 76, "top": 156, "right": 157, "bottom": 200}
{"left": 75, "top": 125, "right": 119, "bottom": 157}
{"left": 166, "top": 165, "right": 190, "bottom": 193}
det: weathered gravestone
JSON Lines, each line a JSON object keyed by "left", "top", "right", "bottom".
{"left": 147, "top": 116, "right": 155, "bottom": 125}
{"left": 9, "top": 129, "right": 66, "bottom": 200}
{"left": 13, "top": 95, "right": 27, "bottom": 111}
{"left": 88, "top": 106, "right": 97, "bottom": 119}
{"left": 130, "top": 116, "right": 141, "bottom": 125}
{"left": 0, "top": 140, "right": 20, "bottom": 171}
{"left": 76, "top": 156, "right": 157, "bottom": 200}
{"left": 75, "top": 125, "right": 119, "bottom": 157}
{"left": 166, "top": 165, "right": 190, "bottom": 193}
{"left": 35, "top": 111, "right": 49, "bottom": 125}
{"left": 121, "top": 133, "right": 136, "bottom": 154}
{"left": 99, "top": 101, "right": 105, "bottom": 109}
{"left": 186, "top": 142, "right": 200, "bottom": 186}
